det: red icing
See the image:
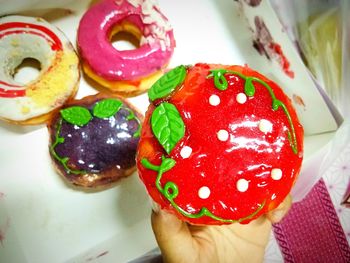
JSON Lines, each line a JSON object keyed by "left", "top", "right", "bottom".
{"left": 0, "top": 22, "right": 63, "bottom": 98}
{"left": 0, "top": 22, "right": 62, "bottom": 51}
{"left": 0, "top": 30, "right": 58, "bottom": 51}
{"left": 0, "top": 88, "right": 26, "bottom": 98}
{"left": 269, "top": 43, "right": 295, "bottom": 79}
{"left": 0, "top": 81, "right": 25, "bottom": 98}
{"left": 137, "top": 63, "right": 304, "bottom": 225}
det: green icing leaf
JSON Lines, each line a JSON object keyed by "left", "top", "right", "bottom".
{"left": 93, "top": 98, "right": 123, "bottom": 118}
{"left": 151, "top": 102, "right": 185, "bottom": 154}
{"left": 60, "top": 106, "right": 92, "bottom": 126}
{"left": 148, "top": 65, "right": 187, "bottom": 101}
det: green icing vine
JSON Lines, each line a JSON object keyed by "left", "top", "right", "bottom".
{"left": 141, "top": 157, "right": 266, "bottom": 223}
{"left": 133, "top": 124, "right": 141, "bottom": 138}
{"left": 206, "top": 69, "right": 230, "bottom": 90}
{"left": 49, "top": 119, "right": 86, "bottom": 175}
{"left": 124, "top": 107, "right": 141, "bottom": 138}
{"left": 126, "top": 108, "right": 136, "bottom": 120}
{"left": 208, "top": 69, "right": 299, "bottom": 154}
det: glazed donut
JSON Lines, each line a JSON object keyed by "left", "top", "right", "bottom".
{"left": 77, "top": 0, "right": 175, "bottom": 96}
{"left": 48, "top": 93, "right": 143, "bottom": 189}
{"left": 0, "top": 15, "right": 79, "bottom": 125}
{"left": 137, "top": 63, "right": 304, "bottom": 225}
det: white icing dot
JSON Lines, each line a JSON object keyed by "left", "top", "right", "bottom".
{"left": 209, "top": 94, "right": 220, "bottom": 106}
{"left": 259, "top": 119, "right": 273, "bottom": 133}
{"left": 180, "top": 146, "right": 192, "bottom": 159}
{"left": 271, "top": 193, "right": 277, "bottom": 200}
{"left": 198, "top": 186, "right": 211, "bottom": 199}
{"left": 236, "top": 93, "right": 247, "bottom": 104}
{"left": 217, "top": 129, "right": 229, "bottom": 141}
{"left": 236, "top": 179, "right": 249, "bottom": 192}
{"left": 271, "top": 168, "right": 283, "bottom": 180}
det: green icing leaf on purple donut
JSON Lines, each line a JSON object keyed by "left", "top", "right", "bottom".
{"left": 151, "top": 102, "right": 185, "bottom": 154}
{"left": 60, "top": 106, "right": 92, "bottom": 126}
{"left": 148, "top": 65, "right": 187, "bottom": 102}
{"left": 93, "top": 98, "right": 123, "bottom": 118}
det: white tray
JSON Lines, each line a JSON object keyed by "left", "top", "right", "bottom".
{"left": 0, "top": 0, "right": 340, "bottom": 262}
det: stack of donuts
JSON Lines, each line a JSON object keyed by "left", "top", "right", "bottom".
{"left": 1, "top": 0, "right": 304, "bottom": 227}
{"left": 0, "top": 0, "right": 175, "bottom": 189}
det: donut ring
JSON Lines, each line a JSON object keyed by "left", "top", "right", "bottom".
{"left": 48, "top": 93, "right": 143, "bottom": 189}
{"left": 77, "top": 0, "right": 175, "bottom": 96}
{"left": 0, "top": 15, "right": 80, "bottom": 125}
{"left": 137, "top": 63, "right": 304, "bottom": 225}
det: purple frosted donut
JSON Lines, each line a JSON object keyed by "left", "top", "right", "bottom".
{"left": 48, "top": 93, "right": 143, "bottom": 189}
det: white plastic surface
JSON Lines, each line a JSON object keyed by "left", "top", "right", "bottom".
{"left": 0, "top": 0, "right": 340, "bottom": 262}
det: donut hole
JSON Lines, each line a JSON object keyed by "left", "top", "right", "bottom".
{"left": 12, "top": 58, "right": 42, "bottom": 85}
{"left": 109, "top": 22, "right": 141, "bottom": 51}
{"left": 110, "top": 31, "right": 140, "bottom": 51}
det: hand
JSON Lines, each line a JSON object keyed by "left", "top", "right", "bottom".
{"left": 151, "top": 195, "right": 292, "bottom": 263}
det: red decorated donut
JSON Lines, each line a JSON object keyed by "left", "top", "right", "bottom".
{"left": 136, "top": 63, "right": 304, "bottom": 225}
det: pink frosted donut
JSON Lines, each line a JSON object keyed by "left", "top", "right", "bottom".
{"left": 77, "top": 0, "right": 175, "bottom": 96}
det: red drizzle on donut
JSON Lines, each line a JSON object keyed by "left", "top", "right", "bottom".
{"left": 0, "top": 84, "right": 25, "bottom": 98}
{"left": 0, "top": 22, "right": 63, "bottom": 51}
{"left": 0, "top": 22, "right": 63, "bottom": 98}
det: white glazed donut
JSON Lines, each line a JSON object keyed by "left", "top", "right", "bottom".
{"left": 0, "top": 15, "right": 79, "bottom": 125}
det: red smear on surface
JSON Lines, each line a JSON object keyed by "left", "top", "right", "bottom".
{"left": 293, "top": 94, "right": 306, "bottom": 108}
{"left": 84, "top": 251, "right": 109, "bottom": 262}
{"left": 96, "top": 251, "right": 109, "bottom": 258}
{"left": 269, "top": 43, "right": 295, "bottom": 79}
{"left": 0, "top": 218, "right": 10, "bottom": 247}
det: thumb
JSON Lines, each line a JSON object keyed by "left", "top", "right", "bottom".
{"left": 151, "top": 209, "right": 195, "bottom": 263}
{"left": 266, "top": 195, "right": 292, "bottom": 223}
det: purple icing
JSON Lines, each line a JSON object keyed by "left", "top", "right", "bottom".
{"left": 53, "top": 106, "right": 140, "bottom": 173}
{"left": 252, "top": 16, "right": 273, "bottom": 59}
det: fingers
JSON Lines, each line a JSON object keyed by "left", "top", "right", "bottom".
{"left": 266, "top": 195, "right": 292, "bottom": 223}
{"left": 151, "top": 209, "right": 195, "bottom": 263}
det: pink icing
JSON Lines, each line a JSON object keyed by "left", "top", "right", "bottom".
{"left": 77, "top": 0, "right": 175, "bottom": 81}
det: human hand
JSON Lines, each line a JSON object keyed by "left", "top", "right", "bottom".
{"left": 151, "top": 195, "right": 292, "bottom": 263}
